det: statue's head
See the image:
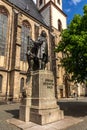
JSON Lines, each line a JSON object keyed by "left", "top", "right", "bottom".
{"left": 41, "top": 31, "right": 47, "bottom": 37}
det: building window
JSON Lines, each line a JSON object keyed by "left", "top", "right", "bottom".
{"left": 20, "top": 78, "right": 24, "bottom": 92}
{"left": 20, "top": 20, "right": 30, "bottom": 61}
{"left": 39, "top": 0, "right": 43, "bottom": 6}
{"left": 0, "top": 7, "right": 8, "bottom": 56}
{"left": 57, "top": 0, "right": 60, "bottom": 4}
{"left": 0, "top": 75, "right": 3, "bottom": 92}
{"left": 58, "top": 19, "right": 62, "bottom": 32}
{"left": 34, "top": 24, "right": 39, "bottom": 40}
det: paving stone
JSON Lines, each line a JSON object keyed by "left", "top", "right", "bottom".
{"left": 1, "top": 98, "right": 87, "bottom": 130}
{"left": 64, "top": 117, "right": 87, "bottom": 130}
{"left": 7, "top": 116, "right": 83, "bottom": 130}
{"left": 0, "top": 103, "right": 21, "bottom": 130}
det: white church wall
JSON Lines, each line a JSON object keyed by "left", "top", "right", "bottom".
{"left": 51, "top": 6, "right": 67, "bottom": 30}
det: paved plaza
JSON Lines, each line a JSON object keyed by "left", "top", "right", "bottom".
{"left": 0, "top": 102, "right": 20, "bottom": 130}
{"left": 1, "top": 98, "right": 87, "bottom": 130}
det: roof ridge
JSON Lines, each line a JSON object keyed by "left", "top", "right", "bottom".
{"left": 7, "top": 0, "right": 48, "bottom": 27}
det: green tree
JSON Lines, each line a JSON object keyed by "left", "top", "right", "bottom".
{"left": 55, "top": 5, "right": 87, "bottom": 83}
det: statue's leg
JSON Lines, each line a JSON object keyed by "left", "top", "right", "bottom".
{"left": 42, "top": 55, "right": 46, "bottom": 69}
{"left": 39, "top": 59, "right": 42, "bottom": 69}
{"left": 30, "top": 59, "right": 34, "bottom": 71}
{"left": 27, "top": 67, "right": 30, "bottom": 74}
{"left": 42, "top": 61, "right": 45, "bottom": 69}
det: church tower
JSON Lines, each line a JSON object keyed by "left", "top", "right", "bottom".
{"left": 36, "top": 0, "right": 67, "bottom": 99}
{"left": 36, "top": 0, "right": 67, "bottom": 30}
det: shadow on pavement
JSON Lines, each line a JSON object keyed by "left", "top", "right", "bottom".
{"left": 1, "top": 100, "right": 87, "bottom": 119}
{"left": 0, "top": 101, "right": 7, "bottom": 105}
{"left": 58, "top": 101, "right": 87, "bottom": 117}
{"left": 5, "top": 109, "right": 19, "bottom": 119}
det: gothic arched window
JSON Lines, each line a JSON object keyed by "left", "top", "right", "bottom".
{"left": 0, "top": 7, "right": 8, "bottom": 56}
{"left": 20, "top": 78, "right": 24, "bottom": 92}
{"left": 57, "top": 0, "right": 60, "bottom": 4}
{"left": 20, "top": 20, "right": 31, "bottom": 61}
{"left": 58, "top": 19, "right": 62, "bottom": 32}
{"left": 39, "top": 0, "right": 43, "bottom": 6}
{"left": 0, "top": 75, "right": 3, "bottom": 92}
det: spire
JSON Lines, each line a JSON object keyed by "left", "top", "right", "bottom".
{"left": 25, "top": 4, "right": 30, "bottom": 12}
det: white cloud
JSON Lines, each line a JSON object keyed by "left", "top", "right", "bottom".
{"left": 72, "top": 0, "right": 82, "bottom": 5}
{"left": 65, "top": 9, "right": 71, "bottom": 12}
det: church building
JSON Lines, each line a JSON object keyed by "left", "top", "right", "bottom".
{"left": 0, "top": 0, "right": 85, "bottom": 101}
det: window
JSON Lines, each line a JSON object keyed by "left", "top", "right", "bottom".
{"left": 34, "top": 24, "right": 39, "bottom": 40}
{"left": 20, "top": 20, "right": 30, "bottom": 61}
{"left": 58, "top": 19, "right": 62, "bottom": 32}
{"left": 0, "top": 75, "right": 3, "bottom": 92}
{"left": 57, "top": 0, "right": 60, "bottom": 4}
{"left": 39, "top": 0, "right": 43, "bottom": 6}
{"left": 0, "top": 7, "right": 8, "bottom": 56}
{"left": 20, "top": 78, "right": 24, "bottom": 92}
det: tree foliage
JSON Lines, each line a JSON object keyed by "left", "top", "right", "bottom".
{"left": 55, "top": 5, "right": 87, "bottom": 82}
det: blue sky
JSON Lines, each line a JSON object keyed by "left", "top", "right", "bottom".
{"left": 33, "top": 0, "right": 87, "bottom": 24}
{"left": 63, "top": 0, "right": 87, "bottom": 24}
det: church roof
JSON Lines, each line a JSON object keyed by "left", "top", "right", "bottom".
{"left": 8, "top": 0, "right": 47, "bottom": 26}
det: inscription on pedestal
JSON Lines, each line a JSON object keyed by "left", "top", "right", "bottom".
{"left": 43, "top": 79, "right": 54, "bottom": 89}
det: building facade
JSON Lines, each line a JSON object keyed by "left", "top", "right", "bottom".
{"left": 0, "top": 0, "right": 86, "bottom": 101}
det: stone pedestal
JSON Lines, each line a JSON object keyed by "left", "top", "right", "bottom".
{"left": 19, "top": 98, "right": 31, "bottom": 122}
{"left": 19, "top": 70, "right": 64, "bottom": 125}
{"left": 19, "top": 72, "right": 33, "bottom": 122}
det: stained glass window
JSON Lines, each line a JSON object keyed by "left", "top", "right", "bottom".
{"left": 20, "top": 21, "right": 30, "bottom": 61}
{"left": 0, "top": 7, "right": 8, "bottom": 56}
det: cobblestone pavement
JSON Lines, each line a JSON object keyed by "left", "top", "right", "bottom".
{"left": 0, "top": 102, "right": 21, "bottom": 130}
{"left": 1, "top": 98, "right": 87, "bottom": 130}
